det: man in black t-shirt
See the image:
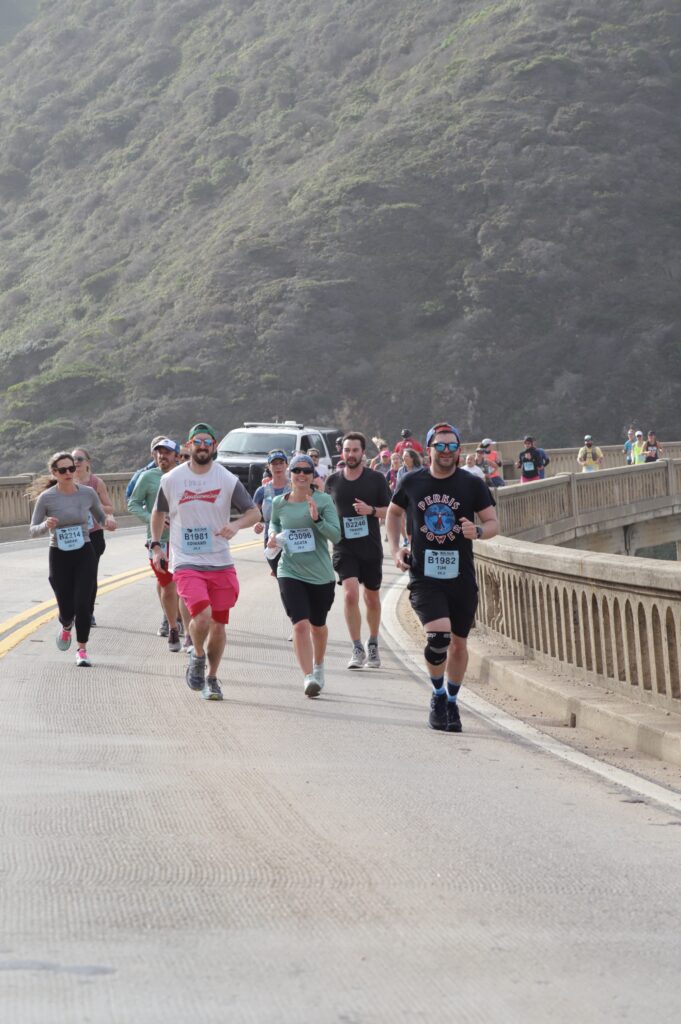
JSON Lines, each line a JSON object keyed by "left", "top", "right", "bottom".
{"left": 325, "top": 432, "right": 392, "bottom": 670}
{"left": 388, "top": 422, "right": 498, "bottom": 733}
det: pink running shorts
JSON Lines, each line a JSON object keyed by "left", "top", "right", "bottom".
{"left": 174, "top": 566, "right": 240, "bottom": 624}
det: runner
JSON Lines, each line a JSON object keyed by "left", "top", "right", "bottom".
{"left": 128, "top": 436, "right": 187, "bottom": 652}
{"left": 515, "top": 436, "right": 543, "bottom": 483}
{"left": 632, "top": 430, "right": 646, "bottom": 464}
{"left": 479, "top": 439, "right": 506, "bottom": 487}
{"left": 325, "top": 432, "right": 392, "bottom": 670}
{"left": 394, "top": 429, "right": 424, "bottom": 456}
{"left": 125, "top": 436, "right": 165, "bottom": 499}
{"left": 623, "top": 428, "right": 636, "bottom": 466}
{"left": 642, "top": 430, "right": 663, "bottom": 463}
{"left": 577, "top": 435, "right": 604, "bottom": 472}
{"left": 307, "top": 448, "right": 328, "bottom": 489}
{"left": 267, "top": 453, "right": 341, "bottom": 697}
{"left": 29, "top": 451, "right": 117, "bottom": 667}
{"left": 253, "top": 450, "right": 291, "bottom": 574}
{"left": 387, "top": 423, "right": 498, "bottom": 732}
{"left": 149, "top": 423, "right": 259, "bottom": 701}
{"left": 72, "top": 446, "right": 114, "bottom": 626}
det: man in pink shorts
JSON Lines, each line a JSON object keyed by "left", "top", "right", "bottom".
{"left": 149, "top": 422, "right": 259, "bottom": 700}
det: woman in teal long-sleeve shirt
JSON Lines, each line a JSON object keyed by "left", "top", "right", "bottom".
{"left": 269, "top": 453, "right": 341, "bottom": 698}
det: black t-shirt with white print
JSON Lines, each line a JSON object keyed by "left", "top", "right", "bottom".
{"left": 391, "top": 467, "right": 494, "bottom": 586}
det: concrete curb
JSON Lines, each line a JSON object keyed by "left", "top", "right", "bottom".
{"left": 0, "top": 515, "right": 141, "bottom": 544}
{"left": 384, "top": 572, "right": 681, "bottom": 770}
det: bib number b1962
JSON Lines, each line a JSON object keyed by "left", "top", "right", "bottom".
{"left": 424, "top": 549, "right": 459, "bottom": 580}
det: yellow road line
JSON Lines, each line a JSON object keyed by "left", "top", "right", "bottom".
{"left": 0, "top": 538, "right": 262, "bottom": 658}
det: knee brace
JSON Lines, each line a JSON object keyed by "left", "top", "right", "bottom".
{"left": 424, "top": 630, "right": 451, "bottom": 665}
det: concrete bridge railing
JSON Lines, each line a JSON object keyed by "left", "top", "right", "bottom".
{"left": 476, "top": 460, "right": 681, "bottom": 713}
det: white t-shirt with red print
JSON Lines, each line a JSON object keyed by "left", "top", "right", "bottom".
{"left": 154, "top": 462, "right": 253, "bottom": 572}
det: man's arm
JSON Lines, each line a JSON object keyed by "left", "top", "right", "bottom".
{"left": 386, "top": 501, "right": 409, "bottom": 570}
{"left": 127, "top": 472, "right": 152, "bottom": 524}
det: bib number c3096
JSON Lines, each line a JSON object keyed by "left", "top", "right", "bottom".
{"left": 286, "top": 528, "right": 315, "bottom": 554}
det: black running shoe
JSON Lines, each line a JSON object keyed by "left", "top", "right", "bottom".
{"left": 446, "top": 700, "right": 462, "bottom": 733}
{"left": 428, "top": 692, "right": 448, "bottom": 731}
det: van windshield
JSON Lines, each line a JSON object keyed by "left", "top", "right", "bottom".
{"left": 217, "top": 431, "right": 297, "bottom": 456}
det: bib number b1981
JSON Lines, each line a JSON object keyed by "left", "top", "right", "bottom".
{"left": 424, "top": 549, "right": 459, "bottom": 580}
{"left": 182, "top": 526, "right": 212, "bottom": 554}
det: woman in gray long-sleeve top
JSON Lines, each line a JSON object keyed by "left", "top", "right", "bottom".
{"left": 29, "top": 451, "right": 116, "bottom": 667}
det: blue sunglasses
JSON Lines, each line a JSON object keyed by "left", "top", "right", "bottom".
{"left": 432, "top": 441, "right": 460, "bottom": 453}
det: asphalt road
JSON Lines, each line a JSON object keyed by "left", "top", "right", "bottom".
{"left": 1, "top": 528, "right": 680, "bottom": 1023}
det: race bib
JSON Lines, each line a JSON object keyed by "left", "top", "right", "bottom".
{"left": 55, "top": 525, "right": 85, "bottom": 551}
{"left": 424, "top": 549, "right": 460, "bottom": 580}
{"left": 522, "top": 461, "right": 535, "bottom": 473}
{"left": 181, "top": 526, "right": 213, "bottom": 554}
{"left": 343, "top": 515, "right": 369, "bottom": 539}
{"left": 286, "top": 527, "right": 315, "bottom": 554}
{"left": 583, "top": 465, "right": 596, "bottom": 472}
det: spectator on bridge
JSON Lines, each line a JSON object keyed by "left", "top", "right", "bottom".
{"left": 642, "top": 431, "right": 663, "bottom": 463}
{"left": 479, "top": 439, "right": 506, "bottom": 487}
{"left": 577, "top": 436, "right": 604, "bottom": 472}
{"left": 623, "top": 427, "right": 636, "bottom": 465}
{"left": 516, "top": 436, "right": 543, "bottom": 483}
{"left": 535, "top": 445, "right": 550, "bottom": 479}
{"left": 632, "top": 430, "right": 646, "bottom": 464}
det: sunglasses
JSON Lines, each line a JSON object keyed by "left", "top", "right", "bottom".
{"left": 191, "top": 438, "right": 214, "bottom": 448}
{"left": 179, "top": 453, "right": 191, "bottom": 461}
{"left": 73, "top": 456, "right": 87, "bottom": 462}
{"left": 55, "top": 465, "right": 77, "bottom": 474}
{"left": 291, "top": 467, "right": 314, "bottom": 475}
{"left": 432, "top": 441, "right": 460, "bottom": 453}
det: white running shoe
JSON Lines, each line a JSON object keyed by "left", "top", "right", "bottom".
{"left": 304, "top": 673, "right": 321, "bottom": 698}
{"left": 312, "top": 663, "right": 325, "bottom": 691}
{"left": 347, "top": 645, "right": 366, "bottom": 670}
{"left": 76, "top": 647, "right": 92, "bottom": 667}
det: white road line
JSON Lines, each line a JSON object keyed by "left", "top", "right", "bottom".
{"left": 382, "top": 574, "right": 681, "bottom": 815}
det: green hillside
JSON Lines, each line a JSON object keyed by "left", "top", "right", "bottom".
{"left": 0, "top": 0, "right": 679, "bottom": 472}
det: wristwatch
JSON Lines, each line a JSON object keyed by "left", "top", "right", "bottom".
{"left": 475, "top": 525, "right": 483, "bottom": 540}
{"left": 371, "top": 506, "right": 376, "bottom": 516}
{"left": 149, "top": 540, "right": 162, "bottom": 549}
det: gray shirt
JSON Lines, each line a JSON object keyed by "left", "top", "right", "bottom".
{"left": 30, "top": 485, "right": 106, "bottom": 547}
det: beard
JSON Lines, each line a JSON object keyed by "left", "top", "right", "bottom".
{"left": 431, "top": 451, "right": 459, "bottom": 473}
{"left": 192, "top": 448, "right": 213, "bottom": 466}
{"left": 344, "top": 454, "right": 362, "bottom": 468}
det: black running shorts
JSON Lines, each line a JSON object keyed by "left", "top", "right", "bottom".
{"left": 332, "top": 550, "right": 382, "bottom": 591}
{"left": 408, "top": 578, "right": 478, "bottom": 638}
{"left": 277, "top": 577, "right": 336, "bottom": 626}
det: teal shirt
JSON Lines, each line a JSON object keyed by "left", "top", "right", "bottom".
{"left": 270, "top": 491, "right": 341, "bottom": 584}
{"left": 127, "top": 466, "right": 169, "bottom": 541}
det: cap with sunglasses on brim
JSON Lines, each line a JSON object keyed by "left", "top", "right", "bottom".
{"left": 267, "top": 449, "right": 288, "bottom": 464}
{"left": 289, "top": 453, "right": 315, "bottom": 473}
{"left": 153, "top": 437, "right": 179, "bottom": 453}
{"left": 188, "top": 422, "right": 217, "bottom": 441}
{"left": 584, "top": 435, "right": 592, "bottom": 442}
{"left": 426, "top": 422, "right": 461, "bottom": 447}
{"left": 149, "top": 434, "right": 166, "bottom": 453}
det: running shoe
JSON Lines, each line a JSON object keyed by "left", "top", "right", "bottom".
{"left": 446, "top": 701, "right": 463, "bottom": 733}
{"left": 202, "top": 676, "right": 223, "bottom": 701}
{"left": 56, "top": 626, "right": 72, "bottom": 652}
{"left": 312, "top": 663, "right": 325, "bottom": 691}
{"left": 157, "top": 617, "right": 169, "bottom": 637}
{"left": 76, "top": 647, "right": 92, "bottom": 667}
{"left": 347, "top": 645, "right": 366, "bottom": 670}
{"left": 176, "top": 618, "right": 184, "bottom": 637}
{"left": 90, "top": 614, "right": 97, "bottom": 627}
{"left": 185, "top": 652, "right": 206, "bottom": 691}
{"left": 366, "top": 642, "right": 381, "bottom": 669}
{"left": 183, "top": 636, "right": 193, "bottom": 653}
{"left": 428, "top": 692, "right": 448, "bottom": 731}
{"left": 304, "top": 673, "right": 321, "bottom": 698}
{"left": 168, "top": 627, "right": 181, "bottom": 653}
